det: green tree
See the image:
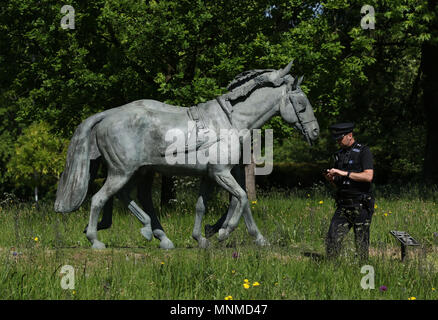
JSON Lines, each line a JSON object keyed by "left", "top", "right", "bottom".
{"left": 6, "top": 122, "right": 68, "bottom": 200}
{"left": 1, "top": 0, "right": 438, "bottom": 196}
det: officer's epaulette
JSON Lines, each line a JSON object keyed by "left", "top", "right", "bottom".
{"left": 351, "top": 143, "right": 365, "bottom": 153}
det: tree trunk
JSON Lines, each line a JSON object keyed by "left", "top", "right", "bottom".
{"left": 421, "top": 6, "right": 438, "bottom": 182}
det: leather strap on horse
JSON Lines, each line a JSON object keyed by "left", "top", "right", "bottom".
{"left": 216, "top": 96, "right": 233, "bottom": 125}
{"left": 188, "top": 106, "right": 206, "bottom": 129}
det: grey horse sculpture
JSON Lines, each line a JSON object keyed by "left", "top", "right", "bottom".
{"left": 84, "top": 161, "right": 246, "bottom": 250}
{"left": 54, "top": 61, "right": 319, "bottom": 249}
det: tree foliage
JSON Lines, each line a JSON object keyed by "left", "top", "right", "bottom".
{"left": 1, "top": 0, "right": 437, "bottom": 198}
{"left": 6, "top": 121, "right": 68, "bottom": 196}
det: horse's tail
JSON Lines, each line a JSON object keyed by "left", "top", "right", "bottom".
{"left": 54, "top": 111, "right": 108, "bottom": 213}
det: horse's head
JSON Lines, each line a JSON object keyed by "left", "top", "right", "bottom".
{"left": 279, "top": 70, "right": 319, "bottom": 145}
{"left": 224, "top": 61, "right": 319, "bottom": 145}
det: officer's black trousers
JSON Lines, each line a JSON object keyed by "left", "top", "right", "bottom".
{"left": 325, "top": 201, "right": 374, "bottom": 260}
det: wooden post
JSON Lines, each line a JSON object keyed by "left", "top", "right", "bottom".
{"left": 401, "top": 243, "right": 407, "bottom": 261}
{"left": 33, "top": 171, "right": 39, "bottom": 206}
{"left": 245, "top": 155, "right": 256, "bottom": 201}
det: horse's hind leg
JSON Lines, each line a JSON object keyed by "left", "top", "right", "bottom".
{"left": 86, "top": 173, "right": 133, "bottom": 249}
{"left": 97, "top": 196, "right": 113, "bottom": 230}
{"left": 137, "top": 171, "right": 174, "bottom": 249}
{"left": 116, "top": 187, "right": 153, "bottom": 242}
{"left": 192, "top": 177, "right": 214, "bottom": 248}
{"left": 83, "top": 158, "right": 113, "bottom": 233}
{"left": 83, "top": 197, "right": 113, "bottom": 234}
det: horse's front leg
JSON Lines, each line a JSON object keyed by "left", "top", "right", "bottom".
{"left": 232, "top": 163, "right": 268, "bottom": 245}
{"left": 192, "top": 177, "right": 214, "bottom": 248}
{"left": 205, "top": 165, "right": 268, "bottom": 246}
{"left": 217, "top": 195, "right": 268, "bottom": 246}
{"left": 204, "top": 164, "right": 244, "bottom": 238}
{"left": 241, "top": 201, "right": 269, "bottom": 246}
{"left": 204, "top": 197, "right": 233, "bottom": 238}
{"left": 209, "top": 167, "right": 248, "bottom": 242}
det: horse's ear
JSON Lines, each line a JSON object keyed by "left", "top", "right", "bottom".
{"left": 292, "top": 76, "right": 299, "bottom": 90}
{"left": 291, "top": 75, "right": 304, "bottom": 90}
{"left": 278, "top": 60, "right": 294, "bottom": 78}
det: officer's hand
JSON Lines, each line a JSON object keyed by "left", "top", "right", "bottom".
{"left": 328, "top": 168, "right": 346, "bottom": 177}
{"left": 323, "top": 170, "right": 334, "bottom": 181}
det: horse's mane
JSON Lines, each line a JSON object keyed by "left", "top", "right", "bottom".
{"left": 226, "top": 69, "right": 276, "bottom": 92}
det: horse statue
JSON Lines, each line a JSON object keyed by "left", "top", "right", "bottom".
{"left": 54, "top": 61, "right": 319, "bottom": 249}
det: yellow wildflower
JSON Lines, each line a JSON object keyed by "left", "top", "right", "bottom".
{"left": 432, "top": 288, "right": 436, "bottom": 291}
{"left": 231, "top": 270, "right": 236, "bottom": 274}
{"left": 408, "top": 296, "right": 416, "bottom": 300}
{"left": 72, "top": 290, "right": 76, "bottom": 295}
{"left": 252, "top": 282, "right": 260, "bottom": 287}
{"left": 319, "top": 200, "right": 324, "bottom": 204}
{"left": 374, "top": 204, "right": 378, "bottom": 209}
{"left": 243, "top": 283, "right": 250, "bottom": 289}
{"left": 251, "top": 200, "right": 257, "bottom": 205}
{"left": 224, "top": 295, "right": 233, "bottom": 300}
{"left": 243, "top": 279, "right": 249, "bottom": 283}
{"left": 384, "top": 213, "right": 388, "bottom": 217}
{"left": 34, "top": 237, "right": 39, "bottom": 242}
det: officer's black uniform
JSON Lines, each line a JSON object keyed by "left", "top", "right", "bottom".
{"left": 326, "top": 123, "right": 375, "bottom": 260}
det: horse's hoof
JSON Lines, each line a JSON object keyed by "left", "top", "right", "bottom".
{"left": 91, "top": 240, "right": 106, "bottom": 250}
{"left": 198, "top": 237, "right": 210, "bottom": 249}
{"left": 218, "top": 228, "right": 229, "bottom": 242}
{"left": 140, "top": 226, "right": 153, "bottom": 241}
{"left": 160, "top": 238, "right": 175, "bottom": 250}
{"left": 255, "top": 236, "right": 269, "bottom": 247}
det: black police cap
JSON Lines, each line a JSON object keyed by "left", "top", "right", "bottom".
{"left": 329, "top": 122, "right": 354, "bottom": 140}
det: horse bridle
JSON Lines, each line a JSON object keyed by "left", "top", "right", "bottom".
{"left": 288, "top": 88, "right": 314, "bottom": 145}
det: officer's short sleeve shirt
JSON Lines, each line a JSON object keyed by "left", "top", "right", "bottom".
{"left": 335, "top": 143, "right": 374, "bottom": 197}
{"left": 360, "top": 146, "right": 373, "bottom": 171}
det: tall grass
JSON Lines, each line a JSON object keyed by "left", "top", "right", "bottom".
{"left": 0, "top": 182, "right": 437, "bottom": 300}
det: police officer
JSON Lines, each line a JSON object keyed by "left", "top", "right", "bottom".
{"left": 323, "top": 123, "right": 375, "bottom": 260}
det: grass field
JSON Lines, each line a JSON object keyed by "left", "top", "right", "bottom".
{"left": 0, "top": 183, "right": 437, "bottom": 300}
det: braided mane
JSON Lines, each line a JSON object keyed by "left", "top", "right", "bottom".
{"left": 226, "top": 69, "right": 276, "bottom": 91}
